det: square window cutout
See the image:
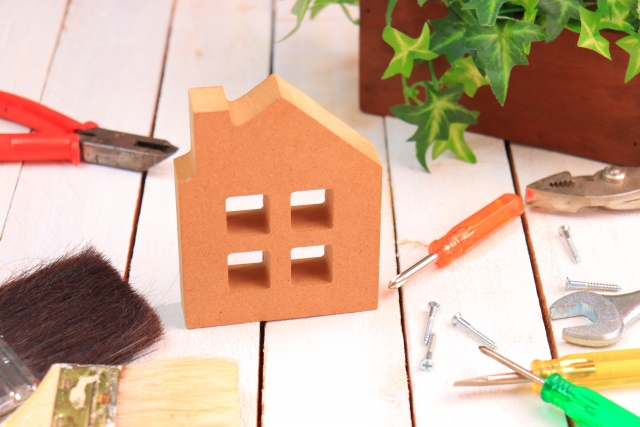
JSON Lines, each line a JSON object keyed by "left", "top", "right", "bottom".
{"left": 228, "top": 250, "right": 270, "bottom": 291}
{"left": 290, "top": 189, "right": 333, "bottom": 230}
{"left": 291, "top": 245, "right": 332, "bottom": 286}
{"left": 226, "top": 194, "right": 269, "bottom": 235}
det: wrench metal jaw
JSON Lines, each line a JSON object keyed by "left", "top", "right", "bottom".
{"left": 549, "top": 291, "right": 624, "bottom": 347}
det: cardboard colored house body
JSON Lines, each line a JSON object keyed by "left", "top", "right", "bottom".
{"left": 174, "top": 74, "right": 382, "bottom": 328}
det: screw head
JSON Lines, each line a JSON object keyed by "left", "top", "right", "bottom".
{"left": 428, "top": 301, "right": 440, "bottom": 310}
{"left": 603, "top": 166, "right": 625, "bottom": 183}
{"left": 558, "top": 225, "right": 570, "bottom": 236}
{"left": 565, "top": 277, "right": 571, "bottom": 291}
{"left": 420, "top": 358, "right": 434, "bottom": 372}
{"left": 451, "top": 312, "right": 462, "bottom": 325}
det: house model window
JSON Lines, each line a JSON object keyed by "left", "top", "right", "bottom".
{"left": 174, "top": 74, "right": 382, "bottom": 329}
{"left": 291, "top": 189, "right": 332, "bottom": 230}
{"left": 226, "top": 194, "right": 269, "bottom": 234}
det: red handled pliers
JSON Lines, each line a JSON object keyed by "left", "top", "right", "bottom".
{"left": 0, "top": 90, "right": 177, "bottom": 172}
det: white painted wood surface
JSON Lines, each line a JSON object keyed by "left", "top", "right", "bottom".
{"left": 0, "top": 0, "right": 68, "bottom": 238}
{"left": 258, "top": 3, "right": 411, "bottom": 427}
{"left": 386, "top": 122, "right": 562, "bottom": 426}
{"left": 0, "top": 1, "right": 638, "bottom": 425}
{"left": 128, "top": 1, "right": 273, "bottom": 426}
{"left": 511, "top": 143, "right": 640, "bottom": 414}
{"left": 0, "top": 0, "right": 173, "bottom": 279}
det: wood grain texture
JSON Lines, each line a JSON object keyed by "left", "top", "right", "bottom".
{"left": 259, "top": 3, "right": 412, "bottom": 426}
{"left": 0, "top": 0, "right": 173, "bottom": 280}
{"left": 359, "top": 0, "right": 640, "bottom": 166}
{"left": 386, "top": 120, "right": 560, "bottom": 426}
{"left": 510, "top": 143, "right": 640, "bottom": 415}
{"left": 128, "top": 1, "right": 273, "bottom": 425}
{"left": 0, "top": 0, "right": 69, "bottom": 238}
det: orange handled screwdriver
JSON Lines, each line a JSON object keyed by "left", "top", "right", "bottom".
{"left": 388, "top": 194, "right": 525, "bottom": 289}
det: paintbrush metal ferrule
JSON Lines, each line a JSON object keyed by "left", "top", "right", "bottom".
{"left": 53, "top": 364, "right": 121, "bottom": 427}
{"left": 0, "top": 337, "right": 37, "bottom": 417}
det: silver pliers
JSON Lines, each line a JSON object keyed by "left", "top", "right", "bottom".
{"left": 525, "top": 166, "right": 640, "bottom": 213}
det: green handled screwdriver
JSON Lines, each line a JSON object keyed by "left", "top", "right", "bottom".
{"left": 476, "top": 346, "right": 640, "bottom": 427}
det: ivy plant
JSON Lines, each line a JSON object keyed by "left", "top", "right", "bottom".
{"left": 288, "top": 0, "right": 640, "bottom": 171}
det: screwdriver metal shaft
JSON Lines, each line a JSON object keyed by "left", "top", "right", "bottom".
{"left": 389, "top": 194, "right": 524, "bottom": 289}
{"left": 475, "top": 347, "right": 640, "bottom": 427}
{"left": 456, "top": 347, "right": 640, "bottom": 389}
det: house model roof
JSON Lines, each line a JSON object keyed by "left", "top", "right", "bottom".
{"left": 186, "top": 73, "right": 380, "bottom": 167}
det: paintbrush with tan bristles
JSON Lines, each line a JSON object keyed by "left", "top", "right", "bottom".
{"left": 0, "top": 247, "right": 163, "bottom": 416}
{"left": 5, "top": 357, "right": 239, "bottom": 427}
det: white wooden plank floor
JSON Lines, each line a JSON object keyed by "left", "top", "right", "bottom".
{"left": 0, "top": 1, "right": 638, "bottom": 426}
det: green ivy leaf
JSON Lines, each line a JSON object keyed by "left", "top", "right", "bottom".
{"left": 511, "top": 0, "right": 539, "bottom": 12}
{"left": 597, "top": 0, "right": 616, "bottom": 18}
{"left": 311, "top": 0, "right": 334, "bottom": 17}
{"left": 538, "top": 0, "right": 580, "bottom": 41}
{"left": 578, "top": 7, "right": 612, "bottom": 58}
{"left": 281, "top": 0, "right": 313, "bottom": 41}
{"left": 462, "top": 0, "right": 510, "bottom": 26}
{"left": 616, "top": 32, "right": 640, "bottom": 82}
{"left": 310, "top": 0, "right": 358, "bottom": 18}
{"left": 597, "top": 0, "right": 633, "bottom": 31}
{"left": 382, "top": 24, "right": 439, "bottom": 79}
{"left": 450, "top": 0, "right": 479, "bottom": 25}
{"left": 390, "top": 86, "right": 477, "bottom": 170}
{"left": 430, "top": 13, "right": 472, "bottom": 63}
{"left": 432, "top": 113, "right": 480, "bottom": 163}
{"left": 565, "top": 18, "right": 582, "bottom": 32}
{"left": 441, "top": 56, "right": 489, "bottom": 96}
{"left": 418, "top": 0, "right": 429, "bottom": 5}
{"left": 465, "top": 19, "right": 546, "bottom": 105}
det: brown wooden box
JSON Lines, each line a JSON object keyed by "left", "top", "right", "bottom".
{"left": 359, "top": 0, "right": 640, "bottom": 165}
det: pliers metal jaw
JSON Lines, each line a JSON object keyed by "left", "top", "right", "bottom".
{"left": 525, "top": 166, "right": 640, "bottom": 213}
{"left": 78, "top": 127, "right": 176, "bottom": 172}
{"left": 0, "top": 90, "right": 177, "bottom": 171}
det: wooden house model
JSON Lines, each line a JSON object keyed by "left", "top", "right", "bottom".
{"left": 174, "top": 74, "right": 382, "bottom": 328}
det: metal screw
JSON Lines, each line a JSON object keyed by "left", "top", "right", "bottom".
{"left": 423, "top": 301, "right": 440, "bottom": 345}
{"left": 558, "top": 225, "right": 580, "bottom": 263}
{"left": 420, "top": 333, "right": 437, "bottom": 371}
{"left": 565, "top": 277, "right": 621, "bottom": 292}
{"left": 602, "top": 166, "right": 625, "bottom": 183}
{"left": 452, "top": 312, "right": 497, "bottom": 349}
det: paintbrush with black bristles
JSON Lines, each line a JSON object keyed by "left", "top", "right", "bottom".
{"left": 0, "top": 246, "right": 163, "bottom": 416}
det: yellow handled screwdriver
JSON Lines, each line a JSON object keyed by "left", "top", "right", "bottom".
{"left": 471, "top": 347, "right": 640, "bottom": 427}
{"left": 454, "top": 348, "right": 640, "bottom": 389}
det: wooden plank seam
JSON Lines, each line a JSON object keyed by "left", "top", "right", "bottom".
{"left": 506, "top": 141, "right": 559, "bottom": 359}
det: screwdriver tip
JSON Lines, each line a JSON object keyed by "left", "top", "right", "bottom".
{"left": 388, "top": 275, "right": 405, "bottom": 289}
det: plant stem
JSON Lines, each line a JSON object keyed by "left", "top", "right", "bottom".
{"left": 402, "top": 75, "right": 410, "bottom": 104}
{"left": 428, "top": 60, "right": 439, "bottom": 91}
{"left": 386, "top": 0, "right": 398, "bottom": 27}
{"left": 499, "top": 7, "right": 525, "bottom": 14}
{"left": 340, "top": 3, "right": 360, "bottom": 25}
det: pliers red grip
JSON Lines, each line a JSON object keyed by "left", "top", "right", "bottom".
{"left": 0, "top": 90, "right": 177, "bottom": 171}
